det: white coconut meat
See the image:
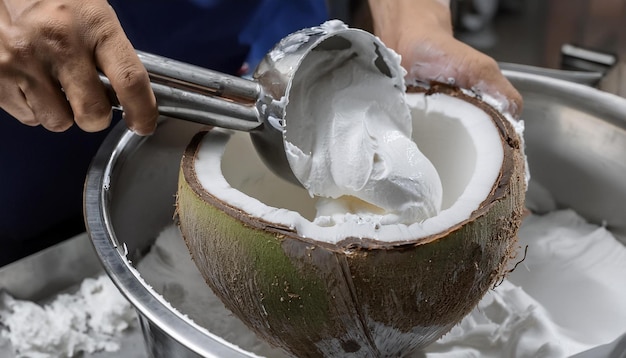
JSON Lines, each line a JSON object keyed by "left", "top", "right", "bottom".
{"left": 192, "top": 28, "right": 508, "bottom": 244}
{"left": 193, "top": 90, "right": 504, "bottom": 244}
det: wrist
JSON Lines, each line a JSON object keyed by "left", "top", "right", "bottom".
{"left": 368, "top": 0, "right": 453, "bottom": 49}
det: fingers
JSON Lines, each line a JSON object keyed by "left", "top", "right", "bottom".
{"left": 0, "top": 62, "right": 75, "bottom": 131}
{"left": 0, "top": 48, "right": 111, "bottom": 132}
{"left": 485, "top": 70, "right": 524, "bottom": 119}
{"left": 92, "top": 7, "right": 157, "bottom": 136}
{"left": 0, "top": 80, "right": 35, "bottom": 125}
{"left": 56, "top": 54, "right": 113, "bottom": 132}
{"left": 0, "top": 0, "right": 157, "bottom": 134}
{"left": 401, "top": 35, "right": 523, "bottom": 119}
{"left": 19, "top": 69, "right": 74, "bottom": 131}
{"left": 458, "top": 52, "right": 523, "bottom": 118}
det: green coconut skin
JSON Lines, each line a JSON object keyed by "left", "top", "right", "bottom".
{"left": 176, "top": 86, "right": 527, "bottom": 357}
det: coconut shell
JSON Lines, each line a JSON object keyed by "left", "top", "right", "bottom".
{"left": 175, "top": 86, "right": 526, "bottom": 357}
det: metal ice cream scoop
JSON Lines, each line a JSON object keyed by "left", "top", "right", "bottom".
{"left": 101, "top": 21, "right": 398, "bottom": 185}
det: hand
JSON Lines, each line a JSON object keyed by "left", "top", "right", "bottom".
{"left": 0, "top": 0, "right": 157, "bottom": 134}
{"left": 368, "top": 0, "right": 523, "bottom": 118}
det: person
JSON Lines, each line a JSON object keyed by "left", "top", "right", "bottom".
{"left": 0, "top": 0, "right": 522, "bottom": 266}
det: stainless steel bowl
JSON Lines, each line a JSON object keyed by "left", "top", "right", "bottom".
{"left": 84, "top": 70, "right": 626, "bottom": 357}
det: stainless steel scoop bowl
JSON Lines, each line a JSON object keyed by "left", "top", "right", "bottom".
{"left": 102, "top": 21, "right": 398, "bottom": 185}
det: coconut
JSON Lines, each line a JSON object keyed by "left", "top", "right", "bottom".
{"left": 175, "top": 84, "right": 526, "bottom": 357}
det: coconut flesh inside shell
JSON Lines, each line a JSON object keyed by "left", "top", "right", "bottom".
{"left": 176, "top": 86, "right": 526, "bottom": 357}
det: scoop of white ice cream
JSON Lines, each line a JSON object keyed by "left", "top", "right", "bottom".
{"left": 284, "top": 30, "right": 442, "bottom": 226}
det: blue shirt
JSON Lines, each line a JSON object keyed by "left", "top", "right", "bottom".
{"left": 109, "top": 0, "right": 328, "bottom": 72}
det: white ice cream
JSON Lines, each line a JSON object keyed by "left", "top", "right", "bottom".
{"left": 283, "top": 21, "right": 443, "bottom": 226}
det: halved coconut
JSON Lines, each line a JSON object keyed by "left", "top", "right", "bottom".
{"left": 175, "top": 84, "right": 526, "bottom": 357}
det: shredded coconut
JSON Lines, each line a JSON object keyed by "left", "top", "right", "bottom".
{"left": 0, "top": 275, "right": 136, "bottom": 358}
{"left": 132, "top": 208, "right": 626, "bottom": 357}
{"left": 425, "top": 209, "right": 626, "bottom": 357}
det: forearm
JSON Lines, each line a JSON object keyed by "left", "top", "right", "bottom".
{"left": 0, "top": 0, "right": 24, "bottom": 22}
{"left": 367, "top": 0, "right": 453, "bottom": 49}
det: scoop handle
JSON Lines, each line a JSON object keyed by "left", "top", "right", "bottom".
{"left": 101, "top": 51, "right": 262, "bottom": 132}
